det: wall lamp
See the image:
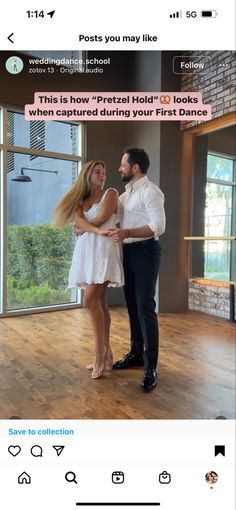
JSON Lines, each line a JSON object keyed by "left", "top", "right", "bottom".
{"left": 11, "top": 167, "right": 58, "bottom": 182}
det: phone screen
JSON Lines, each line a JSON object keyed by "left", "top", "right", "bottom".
{"left": 0, "top": 1, "right": 235, "bottom": 509}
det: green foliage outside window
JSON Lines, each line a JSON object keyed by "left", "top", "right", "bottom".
{"left": 7, "top": 224, "right": 73, "bottom": 308}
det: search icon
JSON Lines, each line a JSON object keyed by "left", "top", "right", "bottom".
{"left": 65, "top": 471, "right": 77, "bottom": 484}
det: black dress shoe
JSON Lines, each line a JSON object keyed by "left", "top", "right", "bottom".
{"left": 141, "top": 369, "right": 157, "bottom": 392}
{"left": 113, "top": 352, "right": 144, "bottom": 369}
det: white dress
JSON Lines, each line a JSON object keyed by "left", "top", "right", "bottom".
{"left": 68, "top": 189, "right": 124, "bottom": 288}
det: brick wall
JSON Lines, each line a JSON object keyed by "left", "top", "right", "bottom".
{"left": 181, "top": 51, "right": 236, "bottom": 129}
{"left": 189, "top": 279, "right": 236, "bottom": 320}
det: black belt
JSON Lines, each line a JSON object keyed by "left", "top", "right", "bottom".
{"left": 124, "top": 238, "right": 155, "bottom": 247}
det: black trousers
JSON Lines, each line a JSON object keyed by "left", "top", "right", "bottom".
{"left": 123, "top": 238, "right": 161, "bottom": 369}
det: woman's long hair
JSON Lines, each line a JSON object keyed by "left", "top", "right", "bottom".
{"left": 53, "top": 160, "right": 105, "bottom": 228}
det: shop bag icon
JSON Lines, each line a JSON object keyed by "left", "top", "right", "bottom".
{"left": 159, "top": 471, "right": 171, "bottom": 484}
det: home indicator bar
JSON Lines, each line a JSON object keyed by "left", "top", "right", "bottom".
{"left": 76, "top": 504, "right": 161, "bottom": 507}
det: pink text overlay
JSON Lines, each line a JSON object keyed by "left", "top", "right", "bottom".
{"left": 25, "top": 92, "right": 211, "bottom": 121}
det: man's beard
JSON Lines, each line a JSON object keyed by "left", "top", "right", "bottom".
{"left": 121, "top": 171, "right": 133, "bottom": 182}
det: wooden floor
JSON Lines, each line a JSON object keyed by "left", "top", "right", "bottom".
{"left": 0, "top": 307, "right": 235, "bottom": 419}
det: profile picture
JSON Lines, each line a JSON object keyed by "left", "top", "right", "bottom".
{"left": 5, "top": 56, "right": 24, "bottom": 74}
{"left": 205, "top": 471, "right": 218, "bottom": 484}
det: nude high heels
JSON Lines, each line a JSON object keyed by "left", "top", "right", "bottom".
{"left": 86, "top": 346, "right": 113, "bottom": 372}
{"left": 91, "top": 364, "right": 105, "bottom": 379}
{"left": 104, "top": 347, "right": 113, "bottom": 371}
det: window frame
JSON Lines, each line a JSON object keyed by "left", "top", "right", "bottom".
{"left": 205, "top": 151, "right": 236, "bottom": 281}
{"left": 0, "top": 105, "right": 86, "bottom": 317}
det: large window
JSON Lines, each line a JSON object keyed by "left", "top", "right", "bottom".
{"left": 0, "top": 108, "right": 84, "bottom": 315}
{"left": 204, "top": 153, "right": 236, "bottom": 281}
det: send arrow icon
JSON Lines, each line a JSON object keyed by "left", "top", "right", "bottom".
{"left": 53, "top": 445, "right": 65, "bottom": 457}
{"left": 214, "top": 445, "right": 225, "bottom": 456}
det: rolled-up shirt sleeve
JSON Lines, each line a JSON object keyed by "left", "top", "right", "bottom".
{"left": 144, "top": 187, "right": 166, "bottom": 237}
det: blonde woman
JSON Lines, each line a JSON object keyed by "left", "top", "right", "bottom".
{"left": 54, "top": 161, "right": 124, "bottom": 379}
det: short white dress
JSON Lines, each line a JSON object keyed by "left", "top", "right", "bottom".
{"left": 68, "top": 189, "right": 124, "bottom": 288}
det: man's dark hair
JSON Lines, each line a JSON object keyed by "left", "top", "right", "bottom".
{"left": 124, "top": 147, "right": 150, "bottom": 174}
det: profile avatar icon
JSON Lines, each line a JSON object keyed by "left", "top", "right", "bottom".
{"left": 5, "top": 56, "right": 24, "bottom": 74}
{"left": 205, "top": 471, "right": 218, "bottom": 487}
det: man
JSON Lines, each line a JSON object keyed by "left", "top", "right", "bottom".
{"left": 109, "top": 148, "right": 165, "bottom": 392}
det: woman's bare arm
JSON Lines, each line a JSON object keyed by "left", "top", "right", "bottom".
{"left": 74, "top": 189, "right": 118, "bottom": 234}
{"left": 89, "top": 189, "right": 118, "bottom": 227}
{"left": 74, "top": 215, "right": 102, "bottom": 234}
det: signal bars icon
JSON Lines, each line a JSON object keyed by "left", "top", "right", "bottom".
{"left": 169, "top": 11, "right": 182, "bottom": 18}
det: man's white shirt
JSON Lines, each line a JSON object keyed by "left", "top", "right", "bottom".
{"left": 119, "top": 175, "right": 166, "bottom": 243}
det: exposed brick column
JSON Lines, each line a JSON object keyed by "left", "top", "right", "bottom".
{"left": 180, "top": 51, "right": 236, "bottom": 129}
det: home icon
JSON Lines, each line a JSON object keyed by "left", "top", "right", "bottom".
{"left": 18, "top": 472, "right": 31, "bottom": 484}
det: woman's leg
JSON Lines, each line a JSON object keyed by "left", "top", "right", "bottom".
{"left": 101, "top": 292, "right": 113, "bottom": 369}
{"left": 84, "top": 282, "right": 109, "bottom": 378}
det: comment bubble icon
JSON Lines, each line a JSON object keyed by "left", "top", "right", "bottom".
{"left": 30, "top": 445, "right": 43, "bottom": 457}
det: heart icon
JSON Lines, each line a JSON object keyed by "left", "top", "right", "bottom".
{"left": 8, "top": 445, "right": 21, "bottom": 457}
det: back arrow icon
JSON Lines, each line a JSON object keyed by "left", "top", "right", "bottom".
{"left": 8, "top": 33, "right": 14, "bottom": 43}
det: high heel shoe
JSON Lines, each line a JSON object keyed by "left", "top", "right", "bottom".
{"left": 86, "top": 363, "right": 95, "bottom": 370}
{"left": 91, "top": 365, "right": 105, "bottom": 379}
{"left": 87, "top": 361, "right": 112, "bottom": 372}
{"left": 87, "top": 346, "right": 113, "bottom": 371}
{"left": 104, "top": 347, "right": 113, "bottom": 371}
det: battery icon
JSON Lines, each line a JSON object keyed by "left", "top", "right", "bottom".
{"left": 201, "top": 10, "right": 218, "bottom": 17}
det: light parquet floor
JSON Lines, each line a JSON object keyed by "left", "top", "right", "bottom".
{"left": 0, "top": 307, "right": 235, "bottom": 419}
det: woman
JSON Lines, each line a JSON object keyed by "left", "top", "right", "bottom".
{"left": 54, "top": 161, "right": 124, "bottom": 379}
